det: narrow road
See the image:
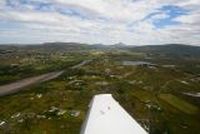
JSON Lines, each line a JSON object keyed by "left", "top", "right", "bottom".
{"left": 0, "top": 71, "right": 64, "bottom": 97}
{"left": 71, "top": 60, "right": 92, "bottom": 69}
{"left": 0, "top": 60, "right": 92, "bottom": 97}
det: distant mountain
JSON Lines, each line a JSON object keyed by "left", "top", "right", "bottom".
{"left": 131, "top": 44, "right": 200, "bottom": 58}
{"left": 109, "top": 42, "right": 128, "bottom": 49}
{"left": 40, "top": 42, "right": 88, "bottom": 51}
{"left": 0, "top": 42, "right": 91, "bottom": 54}
{"left": 113, "top": 42, "right": 127, "bottom": 46}
{"left": 0, "top": 43, "right": 199, "bottom": 58}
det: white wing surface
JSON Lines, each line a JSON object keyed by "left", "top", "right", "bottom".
{"left": 80, "top": 94, "right": 148, "bottom": 134}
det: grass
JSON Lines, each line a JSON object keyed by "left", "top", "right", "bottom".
{"left": 159, "top": 94, "right": 199, "bottom": 114}
{"left": 132, "top": 90, "right": 156, "bottom": 103}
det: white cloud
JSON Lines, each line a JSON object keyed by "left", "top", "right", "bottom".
{"left": 0, "top": 0, "right": 199, "bottom": 45}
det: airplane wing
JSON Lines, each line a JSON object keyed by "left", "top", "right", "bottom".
{"left": 80, "top": 94, "right": 148, "bottom": 134}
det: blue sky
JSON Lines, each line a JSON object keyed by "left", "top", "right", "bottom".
{"left": 0, "top": 0, "right": 199, "bottom": 45}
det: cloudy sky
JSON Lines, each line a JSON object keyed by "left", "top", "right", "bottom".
{"left": 0, "top": 0, "right": 199, "bottom": 45}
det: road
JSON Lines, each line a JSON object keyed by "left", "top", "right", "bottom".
{"left": 0, "top": 60, "right": 92, "bottom": 97}
{"left": 71, "top": 60, "right": 92, "bottom": 69}
{"left": 0, "top": 71, "right": 64, "bottom": 97}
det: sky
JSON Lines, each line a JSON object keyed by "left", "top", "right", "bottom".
{"left": 0, "top": 0, "right": 199, "bottom": 45}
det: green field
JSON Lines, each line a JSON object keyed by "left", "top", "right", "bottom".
{"left": 159, "top": 94, "right": 199, "bottom": 114}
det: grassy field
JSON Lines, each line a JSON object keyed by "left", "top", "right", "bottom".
{"left": 159, "top": 94, "right": 199, "bottom": 114}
